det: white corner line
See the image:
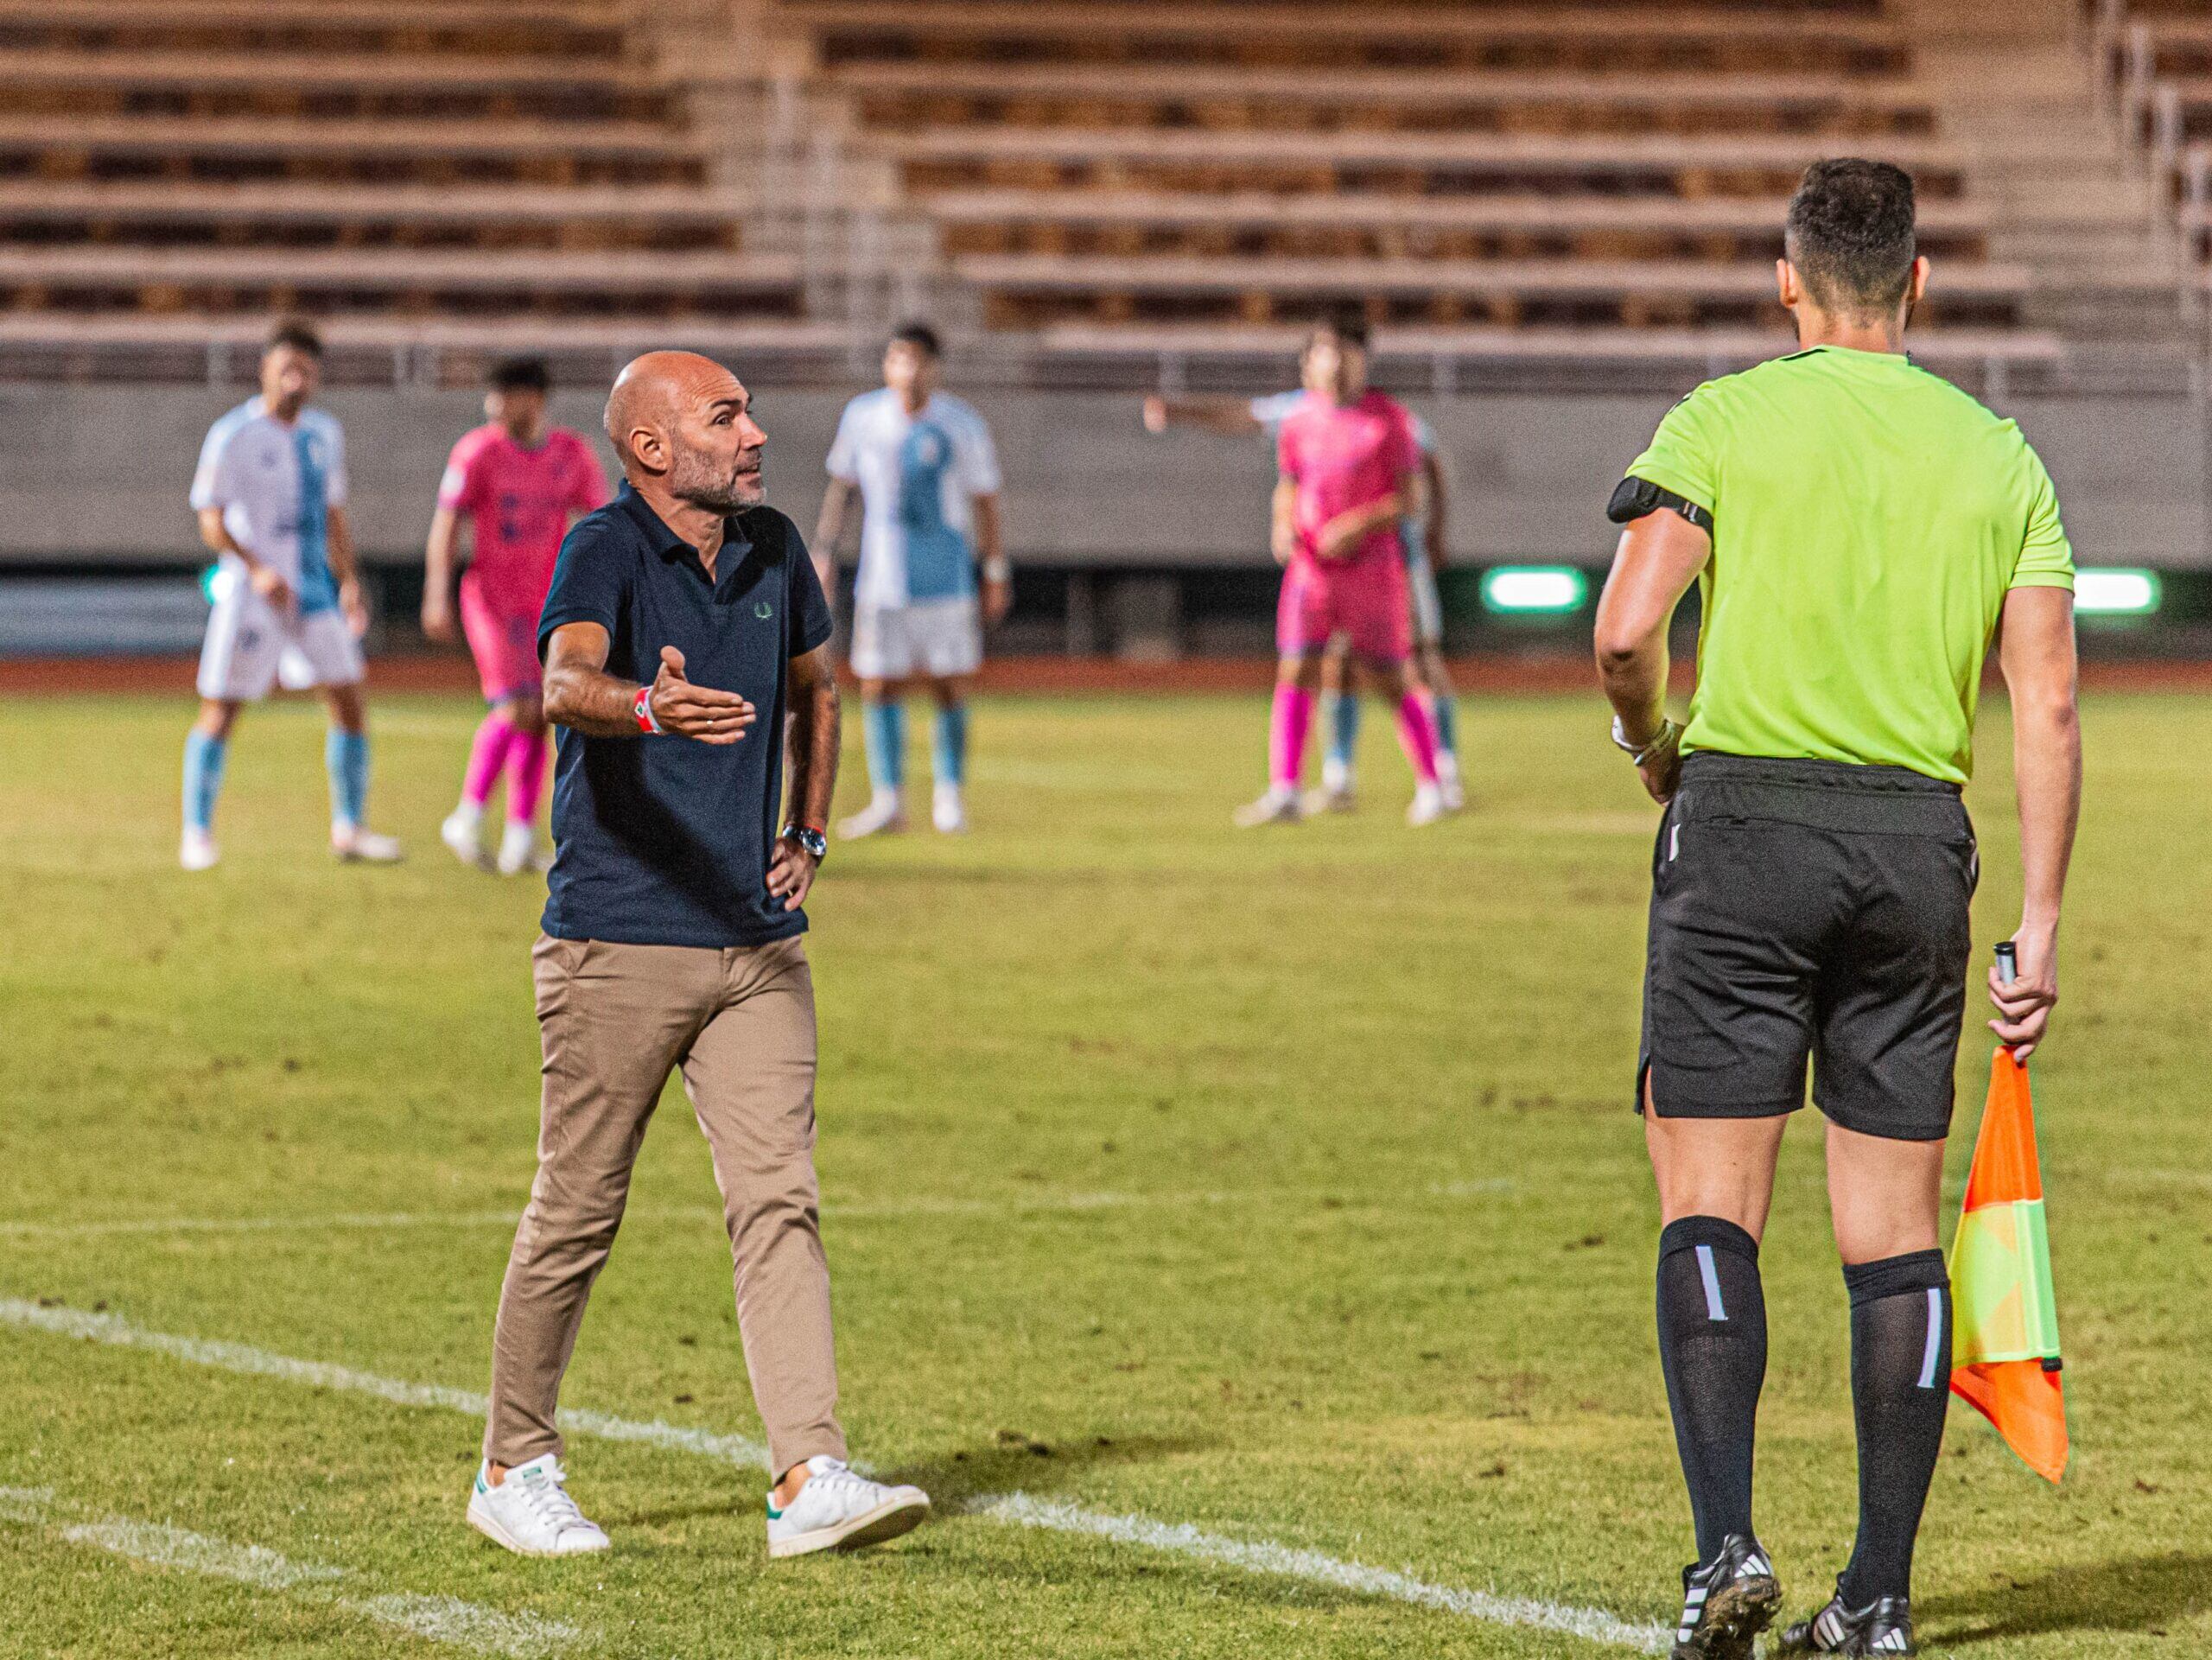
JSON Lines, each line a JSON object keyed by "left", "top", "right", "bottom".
{"left": 0, "top": 1296, "right": 1653, "bottom": 1653}
{"left": 971, "top": 1493, "right": 1669, "bottom": 1654}
{"left": 0, "top": 1485, "right": 579, "bottom": 1657}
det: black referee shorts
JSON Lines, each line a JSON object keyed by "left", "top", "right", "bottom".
{"left": 1638, "top": 753, "right": 1978, "bottom": 1142}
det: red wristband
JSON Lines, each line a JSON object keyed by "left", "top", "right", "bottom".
{"left": 633, "top": 685, "right": 662, "bottom": 735}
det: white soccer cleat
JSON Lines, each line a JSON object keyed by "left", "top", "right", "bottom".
{"left": 1302, "top": 782, "right": 1357, "bottom": 816}
{"left": 442, "top": 807, "right": 488, "bottom": 868}
{"left": 466, "top": 1455, "right": 611, "bottom": 1558}
{"left": 179, "top": 829, "right": 219, "bottom": 872}
{"left": 766, "top": 1456, "right": 929, "bottom": 1560}
{"left": 333, "top": 826, "right": 404, "bottom": 863}
{"left": 1233, "top": 786, "right": 1305, "bottom": 828}
{"left": 931, "top": 783, "right": 966, "bottom": 834}
{"left": 836, "top": 794, "right": 907, "bottom": 841}
{"left": 1407, "top": 783, "right": 1446, "bottom": 827}
{"left": 495, "top": 820, "right": 542, "bottom": 877}
{"left": 1437, "top": 753, "right": 1467, "bottom": 813}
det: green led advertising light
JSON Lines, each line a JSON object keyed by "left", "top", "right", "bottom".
{"left": 2072, "top": 569, "right": 2161, "bottom": 616}
{"left": 1479, "top": 566, "right": 1588, "bottom": 615}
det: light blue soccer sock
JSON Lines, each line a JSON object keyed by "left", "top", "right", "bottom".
{"left": 1325, "top": 689, "right": 1361, "bottom": 774}
{"left": 864, "top": 698, "right": 906, "bottom": 798}
{"left": 1431, "top": 692, "right": 1459, "bottom": 760}
{"left": 326, "top": 727, "right": 370, "bottom": 830}
{"left": 181, "top": 729, "right": 227, "bottom": 835}
{"left": 932, "top": 701, "right": 969, "bottom": 791}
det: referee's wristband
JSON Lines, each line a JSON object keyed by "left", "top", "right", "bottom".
{"left": 633, "top": 684, "right": 664, "bottom": 735}
{"left": 1611, "top": 715, "right": 1681, "bottom": 766}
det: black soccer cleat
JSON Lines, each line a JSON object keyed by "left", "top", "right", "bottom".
{"left": 1777, "top": 1587, "right": 1917, "bottom": 1656}
{"left": 1670, "top": 1533, "right": 1782, "bottom": 1660}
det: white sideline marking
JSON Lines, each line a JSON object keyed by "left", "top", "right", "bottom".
{"left": 1, "top": 1294, "right": 1657, "bottom": 1652}
{"left": 0, "top": 1486, "right": 578, "bottom": 1656}
{"left": 977, "top": 1493, "right": 1669, "bottom": 1655}
{"left": 0, "top": 1179, "right": 1513, "bottom": 1242}
{"left": 0, "top": 1298, "right": 773, "bottom": 1471}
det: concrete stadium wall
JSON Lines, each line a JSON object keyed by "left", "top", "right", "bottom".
{"left": 1, "top": 380, "right": 2204, "bottom": 569}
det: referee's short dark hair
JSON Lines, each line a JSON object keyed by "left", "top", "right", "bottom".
{"left": 487, "top": 354, "right": 551, "bottom": 393}
{"left": 889, "top": 320, "right": 941, "bottom": 359}
{"left": 1785, "top": 159, "right": 1918, "bottom": 318}
{"left": 265, "top": 315, "right": 324, "bottom": 359}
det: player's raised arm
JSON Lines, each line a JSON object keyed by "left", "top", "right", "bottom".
{"left": 1990, "top": 584, "right": 2081, "bottom": 1056}
{"left": 542, "top": 622, "right": 754, "bottom": 744}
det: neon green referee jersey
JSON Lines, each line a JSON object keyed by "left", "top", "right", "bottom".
{"left": 1624, "top": 344, "right": 2075, "bottom": 785}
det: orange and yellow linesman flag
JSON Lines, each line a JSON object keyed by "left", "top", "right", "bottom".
{"left": 1947, "top": 1046, "right": 2068, "bottom": 1483}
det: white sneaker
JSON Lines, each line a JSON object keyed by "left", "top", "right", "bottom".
{"left": 1320, "top": 756, "right": 1354, "bottom": 797}
{"left": 333, "top": 826, "right": 404, "bottom": 863}
{"left": 1302, "top": 781, "right": 1357, "bottom": 816}
{"left": 494, "top": 820, "right": 541, "bottom": 877}
{"left": 442, "top": 806, "right": 488, "bottom": 868}
{"left": 766, "top": 1456, "right": 929, "bottom": 1560}
{"left": 1437, "top": 753, "right": 1466, "bottom": 813}
{"left": 1233, "top": 786, "right": 1304, "bottom": 828}
{"left": 179, "top": 829, "right": 219, "bottom": 871}
{"left": 466, "top": 1455, "right": 610, "bottom": 1558}
{"left": 1407, "top": 783, "right": 1446, "bottom": 827}
{"left": 836, "top": 793, "right": 907, "bottom": 840}
{"left": 931, "top": 783, "right": 966, "bottom": 834}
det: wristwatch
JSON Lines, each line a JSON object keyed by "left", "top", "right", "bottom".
{"left": 783, "top": 824, "right": 828, "bottom": 862}
{"left": 1611, "top": 714, "right": 1681, "bottom": 766}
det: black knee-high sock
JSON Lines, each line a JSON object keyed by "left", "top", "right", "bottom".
{"left": 1656, "top": 1216, "right": 1768, "bottom": 1561}
{"left": 1838, "top": 1250, "right": 1952, "bottom": 1606}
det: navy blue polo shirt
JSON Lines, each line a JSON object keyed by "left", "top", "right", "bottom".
{"left": 537, "top": 483, "right": 834, "bottom": 949}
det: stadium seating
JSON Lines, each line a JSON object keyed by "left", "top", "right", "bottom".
{"left": 0, "top": 0, "right": 799, "bottom": 338}
{"left": 779, "top": 0, "right": 2038, "bottom": 343}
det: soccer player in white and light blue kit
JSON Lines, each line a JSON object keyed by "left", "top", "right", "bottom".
{"left": 181, "top": 319, "right": 402, "bottom": 870}
{"left": 813, "top": 323, "right": 1007, "bottom": 837}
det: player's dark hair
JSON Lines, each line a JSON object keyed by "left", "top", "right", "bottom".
{"left": 487, "top": 354, "right": 551, "bottom": 393}
{"left": 1307, "top": 308, "right": 1371, "bottom": 353}
{"left": 264, "top": 316, "right": 324, "bottom": 359}
{"left": 889, "top": 321, "right": 942, "bottom": 359}
{"left": 1784, "top": 159, "right": 1918, "bottom": 318}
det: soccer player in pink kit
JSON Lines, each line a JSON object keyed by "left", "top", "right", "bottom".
{"left": 423, "top": 356, "right": 611, "bottom": 874}
{"left": 1236, "top": 315, "right": 1446, "bottom": 827}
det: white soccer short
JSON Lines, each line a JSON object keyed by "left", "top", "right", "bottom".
{"left": 1404, "top": 548, "right": 1445, "bottom": 649}
{"left": 849, "top": 596, "right": 982, "bottom": 680}
{"left": 196, "top": 573, "right": 365, "bottom": 701}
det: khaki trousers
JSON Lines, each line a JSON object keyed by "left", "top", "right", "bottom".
{"left": 485, "top": 933, "right": 845, "bottom": 1477}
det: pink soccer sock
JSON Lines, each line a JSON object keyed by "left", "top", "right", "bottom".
{"left": 1395, "top": 691, "right": 1441, "bottom": 787}
{"left": 1269, "top": 684, "right": 1316, "bottom": 790}
{"left": 462, "top": 712, "right": 517, "bottom": 809}
{"left": 505, "top": 728, "right": 549, "bottom": 824}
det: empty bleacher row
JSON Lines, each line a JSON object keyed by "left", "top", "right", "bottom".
{"left": 779, "top": 0, "right": 2049, "bottom": 350}
{"left": 0, "top": 0, "right": 804, "bottom": 345}
{"left": 2101, "top": 0, "right": 2212, "bottom": 283}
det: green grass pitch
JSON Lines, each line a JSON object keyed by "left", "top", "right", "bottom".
{"left": 1, "top": 689, "right": 2208, "bottom": 1658}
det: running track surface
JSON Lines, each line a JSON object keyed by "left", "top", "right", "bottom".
{"left": 7, "top": 653, "right": 2212, "bottom": 696}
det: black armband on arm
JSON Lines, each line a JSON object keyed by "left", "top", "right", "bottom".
{"left": 1606, "top": 476, "right": 1713, "bottom": 534}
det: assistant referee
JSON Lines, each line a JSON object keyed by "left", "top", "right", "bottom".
{"left": 1594, "top": 160, "right": 2081, "bottom": 1660}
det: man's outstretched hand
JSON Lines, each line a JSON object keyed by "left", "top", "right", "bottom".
{"left": 649, "top": 646, "right": 756, "bottom": 745}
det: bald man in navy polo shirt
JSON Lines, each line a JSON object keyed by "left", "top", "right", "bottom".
{"left": 466, "top": 352, "right": 930, "bottom": 1562}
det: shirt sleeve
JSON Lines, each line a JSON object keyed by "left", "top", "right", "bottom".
{"left": 435, "top": 433, "right": 481, "bottom": 514}
{"left": 785, "top": 518, "right": 834, "bottom": 657}
{"left": 569, "top": 438, "right": 613, "bottom": 514}
{"left": 824, "top": 401, "right": 860, "bottom": 483}
{"left": 188, "top": 417, "right": 238, "bottom": 511}
{"left": 1623, "top": 386, "right": 1720, "bottom": 519}
{"left": 537, "top": 518, "right": 627, "bottom": 662}
{"left": 1275, "top": 418, "right": 1301, "bottom": 481}
{"left": 320, "top": 418, "right": 349, "bottom": 508}
{"left": 2010, "top": 443, "right": 2075, "bottom": 591}
{"left": 957, "top": 408, "right": 1002, "bottom": 497}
